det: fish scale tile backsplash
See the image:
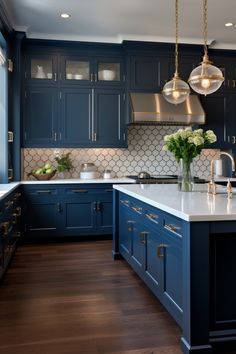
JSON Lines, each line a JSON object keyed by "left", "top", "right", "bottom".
{"left": 22, "top": 126, "right": 219, "bottom": 180}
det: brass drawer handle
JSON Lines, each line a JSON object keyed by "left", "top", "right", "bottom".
{"left": 157, "top": 243, "right": 168, "bottom": 258}
{"left": 105, "top": 189, "right": 113, "bottom": 192}
{"left": 164, "top": 223, "right": 181, "bottom": 234}
{"left": 71, "top": 189, "right": 88, "bottom": 193}
{"left": 36, "top": 190, "right": 52, "bottom": 194}
{"left": 131, "top": 206, "right": 142, "bottom": 214}
{"left": 145, "top": 213, "right": 159, "bottom": 223}
{"left": 5, "top": 200, "right": 14, "bottom": 209}
{"left": 120, "top": 199, "right": 130, "bottom": 206}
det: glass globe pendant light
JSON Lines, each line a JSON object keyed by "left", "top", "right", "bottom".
{"left": 162, "top": 0, "right": 190, "bottom": 104}
{"left": 188, "top": 0, "right": 224, "bottom": 95}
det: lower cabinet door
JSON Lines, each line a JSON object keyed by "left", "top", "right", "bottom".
{"left": 26, "top": 202, "right": 62, "bottom": 236}
{"left": 131, "top": 219, "right": 146, "bottom": 270}
{"left": 119, "top": 208, "right": 133, "bottom": 257}
{"left": 145, "top": 228, "right": 162, "bottom": 291}
{"left": 96, "top": 200, "right": 113, "bottom": 234}
{"left": 161, "top": 230, "right": 183, "bottom": 324}
{"left": 64, "top": 200, "right": 96, "bottom": 235}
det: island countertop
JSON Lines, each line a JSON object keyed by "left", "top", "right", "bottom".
{"left": 113, "top": 183, "right": 236, "bottom": 222}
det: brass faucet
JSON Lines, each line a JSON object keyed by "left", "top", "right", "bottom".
{"left": 208, "top": 152, "right": 235, "bottom": 198}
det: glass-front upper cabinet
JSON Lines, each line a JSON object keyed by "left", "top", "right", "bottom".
{"left": 25, "top": 54, "right": 58, "bottom": 83}
{"left": 61, "top": 56, "right": 124, "bottom": 85}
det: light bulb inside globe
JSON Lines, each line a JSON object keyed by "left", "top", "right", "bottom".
{"left": 173, "top": 90, "right": 181, "bottom": 99}
{"left": 201, "top": 78, "right": 211, "bottom": 89}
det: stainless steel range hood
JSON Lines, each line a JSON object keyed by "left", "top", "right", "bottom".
{"left": 129, "top": 93, "right": 205, "bottom": 125}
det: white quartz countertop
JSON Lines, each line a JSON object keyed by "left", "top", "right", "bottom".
{"left": 21, "top": 177, "right": 135, "bottom": 184}
{"left": 113, "top": 183, "right": 236, "bottom": 222}
{"left": 0, "top": 182, "right": 21, "bottom": 200}
{"left": 0, "top": 178, "right": 135, "bottom": 200}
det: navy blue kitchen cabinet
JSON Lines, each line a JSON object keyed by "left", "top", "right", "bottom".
{"left": 23, "top": 185, "right": 63, "bottom": 236}
{"left": 60, "top": 87, "right": 126, "bottom": 147}
{"left": 115, "top": 192, "right": 183, "bottom": 326}
{"left": 60, "top": 87, "right": 91, "bottom": 146}
{"left": 62, "top": 185, "right": 112, "bottom": 235}
{"left": 0, "top": 187, "right": 22, "bottom": 279}
{"left": 23, "top": 184, "right": 113, "bottom": 237}
{"left": 129, "top": 54, "right": 166, "bottom": 91}
{"left": 22, "top": 44, "right": 127, "bottom": 148}
{"left": 23, "top": 86, "right": 59, "bottom": 147}
{"left": 201, "top": 92, "right": 236, "bottom": 149}
{"left": 60, "top": 55, "right": 124, "bottom": 86}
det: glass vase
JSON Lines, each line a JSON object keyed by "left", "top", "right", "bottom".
{"left": 178, "top": 159, "right": 193, "bottom": 192}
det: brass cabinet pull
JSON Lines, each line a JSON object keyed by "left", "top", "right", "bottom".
{"left": 57, "top": 203, "right": 62, "bottom": 213}
{"left": 96, "top": 202, "right": 101, "bottom": 211}
{"left": 164, "top": 223, "right": 181, "bottom": 234}
{"left": 1, "top": 222, "right": 10, "bottom": 236}
{"left": 145, "top": 213, "right": 159, "bottom": 223}
{"left": 139, "top": 231, "right": 148, "bottom": 244}
{"left": 131, "top": 206, "right": 142, "bottom": 214}
{"left": 71, "top": 189, "right": 88, "bottom": 193}
{"left": 127, "top": 220, "right": 134, "bottom": 232}
{"left": 157, "top": 243, "right": 168, "bottom": 258}
{"left": 232, "top": 79, "right": 236, "bottom": 88}
{"left": 120, "top": 199, "right": 130, "bottom": 206}
{"left": 94, "top": 73, "right": 97, "bottom": 82}
{"left": 5, "top": 200, "right": 14, "bottom": 209}
{"left": 105, "top": 189, "right": 113, "bottom": 192}
{"left": 36, "top": 190, "right": 52, "bottom": 194}
{"left": 232, "top": 136, "right": 236, "bottom": 144}
{"left": 90, "top": 73, "right": 93, "bottom": 82}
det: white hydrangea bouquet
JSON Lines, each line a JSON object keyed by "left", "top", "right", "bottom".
{"left": 163, "top": 127, "right": 217, "bottom": 191}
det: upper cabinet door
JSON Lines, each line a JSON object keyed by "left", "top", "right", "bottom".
{"left": 60, "top": 56, "right": 91, "bottom": 84}
{"left": 129, "top": 55, "right": 167, "bottom": 91}
{"left": 93, "top": 88, "right": 126, "bottom": 147}
{"left": 25, "top": 54, "right": 58, "bottom": 84}
{"left": 210, "top": 55, "right": 236, "bottom": 92}
{"left": 23, "top": 86, "right": 58, "bottom": 147}
{"left": 95, "top": 57, "right": 124, "bottom": 85}
{"left": 60, "top": 87, "right": 92, "bottom": 147}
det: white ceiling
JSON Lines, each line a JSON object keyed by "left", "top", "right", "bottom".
{"left": 1, "top": 0, "right": 236, "bottom": 49}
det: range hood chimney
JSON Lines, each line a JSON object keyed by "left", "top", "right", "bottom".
{"left": 129, "top": 93, "right": 205, "bottom": 125}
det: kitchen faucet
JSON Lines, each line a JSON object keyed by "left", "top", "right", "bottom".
{"left": 208, "top": 152, "right": 235, "bottom": 198}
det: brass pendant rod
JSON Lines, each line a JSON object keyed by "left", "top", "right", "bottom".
{"left": 203, "top": 0, "right": 208, "bottom": 55}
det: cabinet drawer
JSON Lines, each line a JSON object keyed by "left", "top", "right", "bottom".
{"left": 64, "top": 185, "right": 113, "bottom": 196}
{"left": 24, "top": 186, "right": 59, "bottom": 197}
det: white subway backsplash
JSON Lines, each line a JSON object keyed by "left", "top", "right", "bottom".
{"left": 22, "top": 126, "right": 219, "bottom": 180}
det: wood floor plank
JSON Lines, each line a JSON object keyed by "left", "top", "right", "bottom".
{"left": 0, "top": 240, "right": 182, "bottom": 354}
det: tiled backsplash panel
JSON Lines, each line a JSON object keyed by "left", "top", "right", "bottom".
{"left": 22, "top": 126, "right": 219, "bottom": 180}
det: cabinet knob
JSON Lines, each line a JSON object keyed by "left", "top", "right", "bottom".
{"left": 139, "top": 231, "right": 148, "bottom": 244}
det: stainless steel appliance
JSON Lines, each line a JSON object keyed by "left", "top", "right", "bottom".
{"left": 129, "top": 93, "right": 205, "bottom": 125}
{"left": 127, "top": 174, "right": 206, "bottom": 184}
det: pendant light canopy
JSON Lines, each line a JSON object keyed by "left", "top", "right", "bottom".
{"left": 162, "top": 0, "right": 190, "bottom": 105}
{"left": 188, "top": 0, "right": 224, "bottom": 95}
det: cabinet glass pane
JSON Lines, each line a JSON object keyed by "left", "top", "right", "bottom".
{"left": 66, "top": 60, "right": 90, "bottom": 80}
{"left": 31, "top": 59, "right": 53, "bottom": 79}
{"left": 98, "top": 63, "right": 120, "bottom": 81}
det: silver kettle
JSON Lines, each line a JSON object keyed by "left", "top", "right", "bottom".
{"left": 138, "top": 171, "right": 151, "bottom": 179}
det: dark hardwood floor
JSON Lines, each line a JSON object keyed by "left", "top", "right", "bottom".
{"left": 0, "top": 239, "right": 183, "bottom": 354}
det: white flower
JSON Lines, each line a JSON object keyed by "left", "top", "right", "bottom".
{"left": 193, "top": 129, "right": 203, "bottom": 135}
{"left": 193, "top": 136, "right": 204, "bottom": 146}
{"left": 162, "top": 144, "right": 169, "bottom": 151}
{"left": 205, "top": 130, "right": 217, "bottom": 143}
{"left": 164, "top": 134, "right": 171, "bottom": 142}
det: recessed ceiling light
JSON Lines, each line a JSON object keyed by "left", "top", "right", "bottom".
{"left": 225, "top": 22, "right": 234, "bottom": 27}
{"left": 60, "top": 13, "right": 71, "bottom": 19}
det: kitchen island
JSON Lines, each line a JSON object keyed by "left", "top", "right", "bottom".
{"left": 112, "top": 183, "right": 236, "bottom": 354}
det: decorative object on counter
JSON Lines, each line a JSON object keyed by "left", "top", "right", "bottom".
{"left": 80, "top": 163, "right": 98, "bottom": 179}
{"left": 28, "top": 163, "right": 56, "bottom": 180}
{"left": 163, "top": 127, "right": 217, "bottom": 191}
{"left": 35, "top": 65, "right": 46, "bottom": 79}
{"left": 162, "top": 0, "right": 190, "bottom": 104}
{"left": 103, "top": 169, "right": 112, "bottom": 179}
{"left": 188, "top": 0, "right": 224, "bottom": 95}
{"left": 55, "top": 152, "right": 73, "bottom": 179}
